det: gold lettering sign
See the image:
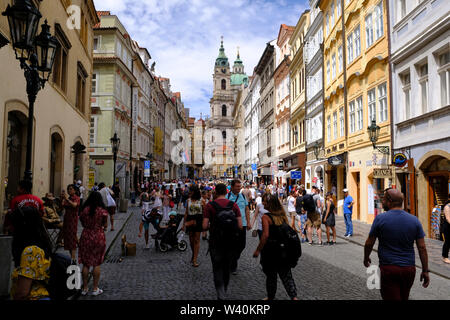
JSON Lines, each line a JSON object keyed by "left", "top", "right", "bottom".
{"left": 373, "top": 168, "right": 392, "bottom": 178}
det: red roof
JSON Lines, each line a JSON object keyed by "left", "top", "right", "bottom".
{"left": 94, "top": 11, "right": 111, "bottom": 28}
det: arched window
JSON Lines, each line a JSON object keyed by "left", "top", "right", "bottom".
{"left": 222, "top": 105, "right": 227, "bottom": 117}
{"left": 221, "top": 79, "right": 226, "bottom": 90}
{"left": 222, "top": 131, "right": 226, "bottom": 139}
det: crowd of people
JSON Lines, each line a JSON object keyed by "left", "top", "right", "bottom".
{"left": 3, "top": 175, "right": 447, "bottom": 301}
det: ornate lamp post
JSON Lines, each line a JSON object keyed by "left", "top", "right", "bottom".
{"left": 3, "top": 0, "right": 59, "bottom": 183}
{"left": 110, "top": 133, "right": 120, "bottom": 185}
{"left": 367, "top": 120, "right": 389, "bottom": 154}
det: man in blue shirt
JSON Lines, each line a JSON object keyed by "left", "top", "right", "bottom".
{"left": 227, "top": 179, "right": 251, "bottom": 275}
{"left": 364, "top": 188, "right": 429, "bottom": 300}
{"left": 343, "top": 188, "right": 354, "bottom": 237}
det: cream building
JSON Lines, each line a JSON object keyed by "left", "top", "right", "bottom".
{"left": 1, "top": 0, "right": 98, "bottom": 216}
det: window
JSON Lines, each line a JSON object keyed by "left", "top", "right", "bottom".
{"left": 378, "top": 83, "right": 388, "bottom": 122}
{"left": 221, "top": 79, "right": 226, "bottom": 90}
{"left": 116, "top": 40, "right": 122, "bottom": 58}
{"left": 356, "top": 96, "right": 363, "bottom": 131}
{"left": 326, "top": 13, "right": 329, "bottom": 36}
{"left": 331, "top": 1, "right": 335, "bottom": 27}
{"left": 399, "top": 0, "right": 406, "bottom": 21}
{"left": 327, "top": 115, "right": 331, "bottom": 142}
{"left": 354, "top": 25, "right": 361, "bottom": 57}
{"left": 337, "top": 0, "right": 341, "bottom": 17}
{"left": 333, "top": 112, "right": 338, "bottom": 139}
{"left": 438, "top": 51, "right": 450, "bottom": 107}
{"left": 52, "top": 25, "right": 70, "bottom": 93}
{"left": 368, "top": 88, "right": 376, "bottom": 123}
{"left": 365, "top": 14, "right": 373, "bottom": 48}
{"left": 374, "top": 2, "right": 384, "bottom": 41}
{"left": 116, "top": 73, "right": 121, "bottom": 96}
{"left": 76, "top": 63, "right": 88, "bottom": 114}
{"left": 327, "top": 60, "right": 330, "bottom": 84}
{"left": 222, "top": 131, "right": 226, "bottom": 140}
{"left": 93, "top": 36, "right": 100, "bottom": 52}
{"left": 339, "top": 107, "right": 344, "bottom": 137}
{"left": 349, "top": 100, "right": 356, "bottom": 133}
{"left": 92, "top": 73, "right": 98, "bottom": 94}
{"left": 332, "top": 54, "right": 336, "bottom": 79}
{"left": 222, "top": 105, "right": 227, "bottom": 117}
{"left": 338, "top": 46, "right": 343, "bottom": 72}
{"left": 90, "top": 117, "right": 97, "bottom": 145}
{"left": 347, "top": 33, "right": 353, "bottom": 63}
{"left": 400, "top": 72, "right": 411, "bottom": 120}
{"left": 418, "top": 63, "right": 428, "bottom": 114}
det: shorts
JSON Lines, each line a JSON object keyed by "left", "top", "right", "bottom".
{"left": 306, "top": 211, "right": 321, "bottom": 228}
{"left": 143, "top": 221, "right": 150, "bottom": 230}
{"left": 287, "top": 211, "right": 296, "bottom": 219}
{"left": 107, "top": 206, "right": 116, "bottom": 216}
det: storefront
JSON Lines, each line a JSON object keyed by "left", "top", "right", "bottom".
{"left": 284, "top": 152, "right": 306, "bottom": 187}
{"left": 416, "top": 150, "right": 450, "bottom": 240}
{"left": 325, "top": 152, "right": 347, "bottom": 214}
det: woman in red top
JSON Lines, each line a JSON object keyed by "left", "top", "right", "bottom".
{"left": 62, "top": 184, "right": 80, "bottom": 264}
{"left": 78, "top": 191, "right": 108, "bottom": 296}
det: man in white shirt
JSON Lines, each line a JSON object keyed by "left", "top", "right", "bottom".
{"left": 249, "top": 184, "right": 256, "bottom": 210}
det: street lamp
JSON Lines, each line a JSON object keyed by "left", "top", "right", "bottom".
{"left": 313, "top": 141, "right": 322, "bottom": 160}
{"left": 110, "top": 133, "right": 120, "bottom": 184}
{"left": 3, "top": 1, "right": 59, "bottom": 183}
{"left": 367, "top": 120, "right": 389, "bottom": 154}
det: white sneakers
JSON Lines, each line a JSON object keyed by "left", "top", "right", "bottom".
{"left": 91, "top": 288, "right": 103, "bottom": 296}
{"left": 145, "top": 243, "right": 150, "bottom": 249}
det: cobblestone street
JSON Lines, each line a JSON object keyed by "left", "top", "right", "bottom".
{"left": 78, "top": 206, "right": 450, "bottom": 300}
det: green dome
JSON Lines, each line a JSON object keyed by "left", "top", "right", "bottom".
{"left": 231, "top": 73, "right": 248, "bottom": 86}
{"left": 215, "top": 38, "right": 229, "bottom": 67}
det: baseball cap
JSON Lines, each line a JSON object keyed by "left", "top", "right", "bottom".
{"left": 343, "top": 188, "right": 349, "bottom": 193}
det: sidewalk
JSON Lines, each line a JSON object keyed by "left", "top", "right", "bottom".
{"left": 329, "top": 214, "right": 450, "bottom": 280}
{"left": 56, "top": 204, "right": 140, "bottom": 258}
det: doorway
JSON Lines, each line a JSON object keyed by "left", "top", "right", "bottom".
{"left": 49, "top": 133, "right": 64, "bottom": 196}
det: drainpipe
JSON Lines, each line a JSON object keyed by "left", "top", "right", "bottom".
{"left": 385, "top": 0, "right": 395, "bottom": 186}
{"left": 341, "top": 0, "right": 348, "bottom": 194}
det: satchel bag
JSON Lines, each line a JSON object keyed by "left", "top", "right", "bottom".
{"left": 106, "top": 191, "right": 116, "bottom": 208}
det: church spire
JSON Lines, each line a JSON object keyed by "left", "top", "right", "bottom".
{"left": 215, "top": 36, "right": 229, "bottom": 67}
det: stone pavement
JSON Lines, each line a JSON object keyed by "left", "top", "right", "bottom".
{"left": 76, "top": 205, "right": 450, "bottom": 300}
{"left": 328, "top": 213, "right": 450, "bottom": 280}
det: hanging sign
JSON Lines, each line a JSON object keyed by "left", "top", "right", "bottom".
{"left": 392, "top": 153, "right": 408, "bottom": 168}
{"left": 373, "top": 168, "right": 392, "bottom": 178}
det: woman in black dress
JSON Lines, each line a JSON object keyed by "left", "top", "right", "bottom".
{"left": 323, "top": 192, "right": 336, "bottom": 245}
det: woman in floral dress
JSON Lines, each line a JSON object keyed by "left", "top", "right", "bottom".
{"left": 62, "top": 184, "right": 80, "bottom": 264}
{"left": 78, "top": 191, "right": 108, "bottom": 296}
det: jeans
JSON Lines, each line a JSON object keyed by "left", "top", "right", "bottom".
{"left": 231, "top": 228, "right": 247, "bottom": 272}
{"left": 344, "top": 213, "right": 353, "bottom": 235}
{"left": 210, "top": 246, "right": 234, "bottom": 300}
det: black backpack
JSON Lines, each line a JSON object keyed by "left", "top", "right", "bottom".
{"left": 47, "top": 253, "right": 79, "bottom": 300}
{"left": 295, "top": 196, "right": 303, "bottom": 213}
{"left": 209, "top": 201, "right": 239, "bottom": 249}
{"left": 302, "top": 194, "right": 316, "bottom": 213}
{"left": 265, "top": 214, "right": 302, "bottom": 268}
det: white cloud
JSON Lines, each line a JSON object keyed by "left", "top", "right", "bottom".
{"left": 93, "top": 0, "right": 307, "bottom": 118}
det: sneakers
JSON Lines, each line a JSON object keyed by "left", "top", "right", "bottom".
{"left": 81, "top": 289, "right": 88, "bottom": 296}
{"left": 318, "top": 242, "right": 323, "bottom": 247}
{"left": 145, "top": 243, "right": 150, "bottom": 250}
{"left": 91, "top": 288, "right": 103, "bottom": 296}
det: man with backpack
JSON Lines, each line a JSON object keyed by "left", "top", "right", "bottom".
{"left": 226, "top": 180, "right": 251, "bottom": 275}
{"left": 302, "top": 189, "right": 323, "bottom": 246}
{"left": 203, "top": 183, "right": 243, "bottom": 300}
{"left": 295, "top": 187, "right": 306, "bottom": 242}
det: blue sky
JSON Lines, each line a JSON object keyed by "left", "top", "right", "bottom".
{"left": 93, "top": 0, "right": 308, "bottom": 119}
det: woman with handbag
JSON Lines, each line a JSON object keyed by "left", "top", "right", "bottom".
{"left": 251, "top": 193, "right": 269, "bottom": 239}
{"left": 323, "top": 192, "right": 337, "bottom": 245}
{"left": 99, "top": 183, "right": 116, "bottom": 232}
{"left": 182, "top": 185, "right": 203, "bottom": 267}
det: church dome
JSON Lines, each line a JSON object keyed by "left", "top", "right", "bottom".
{"left": 215, "top": 38, "right": 229, "bottom": 67}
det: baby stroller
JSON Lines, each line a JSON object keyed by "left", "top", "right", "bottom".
{"left": 156, "top": 212, "right": 187, "bottom": 252}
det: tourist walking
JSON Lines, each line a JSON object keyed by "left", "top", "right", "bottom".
{"left": 303, "top": 189, "right": 322, "bottom": 246}
{"left": 226, "top": 179, "right": 250, "bottom": 275}
{"left": 253, "top": 194, "right": 298, "bottom": 300}
{"left": 201, "top": 189, "right": 210, "bottom": 241}
{"left": 182, "top": 185, "right": 203, "bottom": 267}
{"left": 251, "top": 193, "right": 270, "bottom": 239}
{"left": 99, "top": 183, "right": 116, "bottom": 231}
{"left": 364, "top": 188, "right": 430, "bottom": 300}
{"left": 287, "top": 190, "right": 297, "bottom": 232}
{"left": 442, "top": 200, "right": 450, "bottom": 264}
{"left": 62, "top": 184, "right": 80, "bottom": 264}
{"left": 343, "top": 188, "right": 354, "bottom": 237}
{"left": 323, "top": 192, "right": 336, "bottom": 245}
{"left": 203, "top": 183, "right": 242, "bottom": 300}
{"left": 10, "top": 205, "right": 52, "bottom": 300}
{"left": 295, "top": 188, "right": 306, "bottom": 242}
{"left": 78, "top": 192, "right": 108, "bottom": 296}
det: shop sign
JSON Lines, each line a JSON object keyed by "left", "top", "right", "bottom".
{"left": 392, "top": 153, "right": 408, "bottom": 168}
{"left": 328, "top": 155, "right": 344, "bottom": 166}
{"left": 373, "top": 168, "right": 392, "bottom": 178}
{"left": 291, "top": 171, "right": 302, "bottom": 180}
{"left": 95, "top": 160, "right": 104, "bottom": 165}
{"left": 144, "top": 160, "right": 151, "bottom": 177}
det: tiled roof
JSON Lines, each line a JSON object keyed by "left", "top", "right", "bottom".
{"left": 94, "top": 11, "right": 111, "bottom": 28}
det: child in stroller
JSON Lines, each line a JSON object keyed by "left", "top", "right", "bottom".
{"left": 139, "top": 206, "right": 162, "bottom": 250}
{"left": 157, "top": 210, "right": 187, "bottom": 252}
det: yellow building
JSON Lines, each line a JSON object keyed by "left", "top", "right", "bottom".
{"left": 320, "top": 0, "right": 391, "bottom": 223}
{"left": 288, "top": 10, "right": 310, "bottom": 187}
{"left": 0, "top": 0, "right": 98, "bottom": 215}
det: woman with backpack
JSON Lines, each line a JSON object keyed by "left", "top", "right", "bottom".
{"left": 253, "top": 194, "right": 299, "bottom": 300}
{"left": 323, "top": 192, "right": 337, "bottom": 245}
{"left": 78, "top": 191, "right": 109, "bottom": 296}
{"left": 10, "top": 206, "right": 53, "bottom": 300}
{"left": 182, "top": 185, "right": 203, "bottom": 267}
